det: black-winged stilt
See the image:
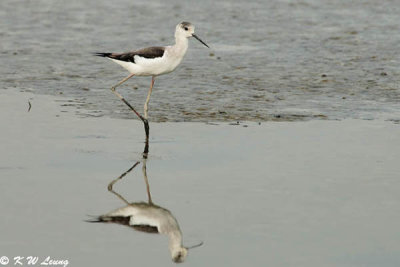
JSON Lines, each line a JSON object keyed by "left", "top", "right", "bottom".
{"left": 95, "top": 22, "right": 209, "bottom": 140}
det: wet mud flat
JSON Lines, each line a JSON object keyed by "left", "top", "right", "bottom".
{"left": 1, "top": 0, "right": 400, "bottom": 122}
{"left": 0, "top": 91, "right": 399, "bottom": 266}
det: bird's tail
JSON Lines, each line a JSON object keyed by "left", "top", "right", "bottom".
{"left": 93, "top": 52, "right": 112, "bottom": 58}
{"left": 85, "top": 215, "right": 108, "bottom": 223}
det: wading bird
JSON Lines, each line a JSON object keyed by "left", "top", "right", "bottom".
{"left": 95, "top": 22, "right": 209, "bottom": 140}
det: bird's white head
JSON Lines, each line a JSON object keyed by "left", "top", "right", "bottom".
{"left": 176, "top": 22, "right": 195, "bottom": 38}
{"left": 171, "top": 247, "right": 188, "bottom": 263}
{"left": 170, "top": 241, "right": 203, "bottom": 263}
{"left": 175, "top": 21, "right": 209, "bottom": 48}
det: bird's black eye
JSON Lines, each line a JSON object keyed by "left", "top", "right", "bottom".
{"left": 184, "top": 27, "right": 188, "bottom": 31}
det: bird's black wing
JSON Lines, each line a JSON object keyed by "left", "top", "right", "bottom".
{"left": 132, "top": 224, "right": 159, "bottom": 233}
{"left": 86, "top": 215, "right": 159, "bottom": 233}
{"left": 94, "top": 47, "right": 165, "bottom": 63}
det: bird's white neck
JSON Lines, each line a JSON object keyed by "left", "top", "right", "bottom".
{"left": 170, "top": 34, "right": 188, "bottom": 57}
{"left": 168, "top": 231, "right": 183, "bottom": 252}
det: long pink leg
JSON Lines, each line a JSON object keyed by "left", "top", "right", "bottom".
{"left": 144, "top": 76, "right": 155, "bottom": 119}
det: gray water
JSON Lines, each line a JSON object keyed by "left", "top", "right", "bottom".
{"left": 1, "top": 91, "right": 400, "bottom": 266}
{"left": 1, "top": 0, "right": 400, "bottom": 122}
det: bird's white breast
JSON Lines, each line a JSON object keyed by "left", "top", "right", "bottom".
{"left": 110, "top": 44, "right": 188, "bottom": 77}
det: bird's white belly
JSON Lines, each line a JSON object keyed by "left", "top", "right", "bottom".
{"left": 110, "top": 53, "right": 183, "bottom": 77}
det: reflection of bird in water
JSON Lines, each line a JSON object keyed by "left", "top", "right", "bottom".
{"left": 87, "top": 160, "right": 202, "bottom": 263}
{"left": 91, "top": 202, "right": 189, "bottom": 263}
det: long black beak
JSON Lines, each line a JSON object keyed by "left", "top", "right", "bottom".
{"left": 192, "top": 34, "right": 209, "bottom": 48}
{"left": 186, "top": 241, "right": 204, "bottom": 250}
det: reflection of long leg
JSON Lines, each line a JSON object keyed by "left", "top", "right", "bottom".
{"left": 142, "top": 158, "right": 153, "bottom": 205}
{"left": 143, "top": 136, "right": 149, "bottom": 159}
{"left": 108, "top": 161, "right": 141, "bottom": 205}
{"left": 110, "top": 74, "right": 149, "bottom": 139}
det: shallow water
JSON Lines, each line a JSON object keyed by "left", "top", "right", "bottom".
{"left": 1, "top": 0, "right": 399, "bottom": 122}
{"left": 1, "top": 92, "right": 400, "bottom": 266}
